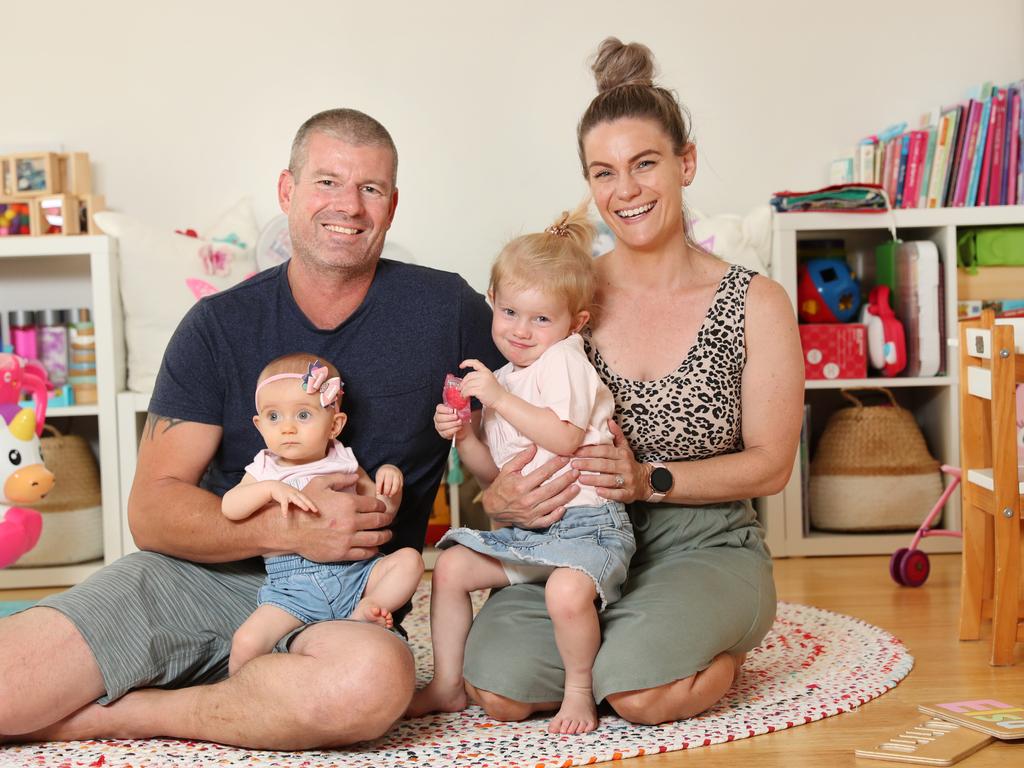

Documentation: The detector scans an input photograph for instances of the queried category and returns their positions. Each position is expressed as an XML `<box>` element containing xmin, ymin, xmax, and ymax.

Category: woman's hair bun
<box><xmin>591</xmin><ymin>36</ymin><xmax>657</xmax><ymax>93</ymax></box>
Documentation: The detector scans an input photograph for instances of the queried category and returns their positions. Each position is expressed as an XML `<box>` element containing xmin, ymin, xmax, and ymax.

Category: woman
<box><xmin>460</xmin><ymin>37</ymin><xmax>804</xmax><ymax>725</ymax></box>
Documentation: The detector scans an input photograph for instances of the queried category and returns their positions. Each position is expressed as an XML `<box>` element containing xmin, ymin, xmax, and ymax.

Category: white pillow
<box><xmin>590</xmin><ymin>204</ymin><xmax>772</xmax><ymax>275</ymax></box>
<box><xmin>689</xmin><ymin>205</ymin><xmax>772</xmax><ymax>275</ymax></box>
<box><xmin>95</xmin><ymin>199</ymin><xmax>259</xmax><ymax>393</ymax></box>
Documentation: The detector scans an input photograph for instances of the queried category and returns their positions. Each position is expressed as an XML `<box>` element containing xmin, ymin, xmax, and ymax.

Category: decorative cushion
<box><xmin>95</xmin><ymin>199</ymin><xmax>260</xmax><ymax>393</ymax></box>
<box><xmin>591</xmin><ymin>205</ymin><xmax>773</xmax><ymax>275</ymax></box>
<box><xmin>689</xmin><ymin>205</ymin><xmax>772</xmax><ymax>275</ymax></box>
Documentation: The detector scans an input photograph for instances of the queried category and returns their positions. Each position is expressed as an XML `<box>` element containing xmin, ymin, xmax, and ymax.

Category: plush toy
<box><xmin>0</xmin><ymin>353</ymin><xmax>54</xmax><ymax>568</ymax></box>
<box><xmin>0</xmin><ymin>353</ymin><xmax>50</xmax><ymax>437</ymax></box>
<box><xmin>0</xmin><ymin>408</ymin><xmax>53</xmax><ymax>568</ymax></box>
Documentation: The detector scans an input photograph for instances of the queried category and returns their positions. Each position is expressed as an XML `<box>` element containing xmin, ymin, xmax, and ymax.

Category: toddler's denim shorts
<box><xmin>258</xmin><ymin>553</ymin><xmax>380</xmax><ymax>624</ymax></box>
<box><xmin>438</xmin><ymin>501</ymin><xmax>634</xmax><ymax>609</ymax></box>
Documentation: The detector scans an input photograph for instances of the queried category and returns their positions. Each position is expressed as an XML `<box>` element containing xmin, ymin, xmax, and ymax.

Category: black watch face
<box><xmin>650</xmin><ymin>467</ymin><xmax>673</xmax><ymax>493</ymax></box>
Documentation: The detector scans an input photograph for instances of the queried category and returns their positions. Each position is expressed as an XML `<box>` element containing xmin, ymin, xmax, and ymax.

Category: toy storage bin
<box><xmin>809</xmin><ymin>388</ymin><xmax>943</xmax><ymax>532</ymax></box>
<box><xmin>11</xmin><ymin>425</ymin><xmax>102</xmax><ymax>567</ymax></box>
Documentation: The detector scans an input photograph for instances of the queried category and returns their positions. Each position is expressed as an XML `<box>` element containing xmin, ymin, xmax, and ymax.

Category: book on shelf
<box><xmin>952</xmin><ymin>99</ymin><xmax>984</xmax><ymax>206</ymax></box>
<box><xmin>894</xmin><ymin>133</ymin><xmax>911</xmax><ymax>207</ymax></box>
<box><xmin>1010</xmin><ymin>86</ymin><xmax>1021</xmax><ymax>205</ymax></box>
<box><xmin>926</xmin><ymin>107</ymin><xmax>960</xmax><ymax>208</ymax></box>
<box><xmin>856</xmin><ymin>140</ymin><xmax>876</xmax><ymax>185</ymax></box>
<box><xmin>916</xmin><ymin>110</ymin><xmax>939</xmax><ymax>208</ymax></box>
<box><xmin>965</xmin><ymin>85</ymin><xmax>994</xmax><ymax>206</ymax></box>
<box><xmin>1017</xmin><ymin>79</ymin><xmax>1024</xmax><ymax>203</ymax></box>
<box><xmin>902</xmin><ymin>129</ymin><xmax>929</xmax><ymax>209</ymax></box>
<box><xmin>978</xmin><ymin>87</ymin><xmax>1005</xmax><ymax>206</ymax></box>
<box><xmin>944</xmin><ymin>103</ymin><xmax>969</xmax><ymax>207</ymax></box>
<box><xmin>829</xmin><ymin>157</ymin><xmax>854</xmax><ymax>184</ymax></box>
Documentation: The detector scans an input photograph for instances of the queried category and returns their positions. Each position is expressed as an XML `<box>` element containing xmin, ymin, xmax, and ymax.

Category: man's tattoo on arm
<box><xmin>144</xmin><ymin>413</ymin><xmax>187</xmax><ymax>441</ymax></box>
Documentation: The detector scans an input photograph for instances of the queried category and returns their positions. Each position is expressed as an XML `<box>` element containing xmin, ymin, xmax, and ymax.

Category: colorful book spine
<box><xmin>966</xmin><ymin>94</ymin><xmax>993</xmax><ymax>206</ymax></box>
<box><xmin>856</xmin><ymin>140</ymin><xmax>877</xmax><ymax>184</ymax></box>
<box><xmin>1003</xmin><ymin>87</ymin><xmax>1018</xmax><ymax>205</ymax></box>
<box><xmin>1014</xmin><ymin>83</ymin><xmax>1024</xmax><ymax>205</ymax></box>
<box><xmin>926</xmin><ymin>108</ymin><xmax>959</xmax><ymax>208</ymax></box>
<box><xmin>894</xmin><ymin>133</ymin><xmax>911</xmax><ymax>207</ymax></box>
<box><xmin>944</xmin><ymin>104</ymin><xmax>968</xmax><ymax>207</ymax></box>
<box><xmin>903</xmin><ymin>130</ymin><xmax>928</xmax><ymax>208</ymax></box>
<box><xmin>979</xmin><ymin>89</ymin><xmax>1003</xmax><ymax>205</ymax></box>
<box><xmin>917</xmin><ymin>125</ymin><xmax>937</xmax><ymax>208</ymax></box>
<box><xmin>883</xmin><ymin>136</ymin><xmax>900</xmax><ymax>203</ymax></box>
<box><xmin>953</xmin><ymin>100</ymin><xmax>982</xmax><ymax>206</ymax></box>
<box><xmin>1018</xmin><ymin>80</ymin><xmax>1024</xmax><ymax>203</ymax></box>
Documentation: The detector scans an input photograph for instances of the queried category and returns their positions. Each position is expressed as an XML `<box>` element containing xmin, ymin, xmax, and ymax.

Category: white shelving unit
<box><xmin>0</xmin><ymin>235</ymin><xmax>125</xmax><ymax>587</ymax></box>
<box><xmin>771</xmin><ymin>206</ymin><xmax>1024</xmax><ymax>557</ymax></box>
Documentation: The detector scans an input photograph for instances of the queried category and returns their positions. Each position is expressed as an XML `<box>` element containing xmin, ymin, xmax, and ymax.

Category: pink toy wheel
<box><xmin>889</xmin><ymin>548</ymin><xmax>909</xmax><ymax>585</ymax></box>
<box><xmin>899</xmin><ymin>549</ymin><xmax>930</xmax><ymax>587</ymax></box>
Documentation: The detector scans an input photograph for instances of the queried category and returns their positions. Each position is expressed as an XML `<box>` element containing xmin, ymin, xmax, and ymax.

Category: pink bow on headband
<box><xmin>302</xmin><ymin>361</ymin><xmax>343</xmax><ymax>408</ymax></box>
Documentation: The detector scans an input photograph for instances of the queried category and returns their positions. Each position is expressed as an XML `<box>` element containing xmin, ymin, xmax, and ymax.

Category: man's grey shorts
<box><xmin>34</xmin><ymin>552</ymin><xmax>305</xmax><ymax>704</ymax></box>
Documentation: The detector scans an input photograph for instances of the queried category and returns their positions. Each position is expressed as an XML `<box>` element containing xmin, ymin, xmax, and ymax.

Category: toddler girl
<box><xmin>408</xmin><ymin>205</ymin><xmax>634</xmax><ymax>734</ymax></box>
<box><xmin>223</xmin><ymin>352</ymin><xmax>424</xmax><ymax>675</ymax></box>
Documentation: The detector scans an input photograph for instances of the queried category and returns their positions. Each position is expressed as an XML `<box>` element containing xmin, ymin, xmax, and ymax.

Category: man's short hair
<box><xmin>289</xmin><ymin>108</ymin><xmax>398</xmax><ymax>186</ymax></box>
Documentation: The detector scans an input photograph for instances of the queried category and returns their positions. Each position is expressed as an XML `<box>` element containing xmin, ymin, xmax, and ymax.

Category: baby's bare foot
<box><xmin>350</xmin><ymin>600</ymin><xmax>393</xmax><ymax>629</ymax></box>
<box><xmin>548</xmin><ymin>686</ymin><xmax>598</xmax><ymax>734</ymax></box>
<box><xmin>406</xmin><ymin>679</ymin><xmax>468</xmax><ymax>718</ymax></box>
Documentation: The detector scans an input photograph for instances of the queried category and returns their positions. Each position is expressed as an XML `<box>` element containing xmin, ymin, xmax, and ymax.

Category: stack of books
<box><xmin>830</xmin><ymin>81</ymin><xmax>1024</xmax><ymax>209</ymax></box>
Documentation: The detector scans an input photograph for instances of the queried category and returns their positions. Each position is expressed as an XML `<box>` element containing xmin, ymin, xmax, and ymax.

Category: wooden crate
<box><xmin>37</xmin><ymin>193</ymin><xmax>81</xmax><ymax>235</ymax></box>
<box><xmin>8</xmin><ymin>152</ymin><xmax>62</xmax><ymax>196</ymax></box>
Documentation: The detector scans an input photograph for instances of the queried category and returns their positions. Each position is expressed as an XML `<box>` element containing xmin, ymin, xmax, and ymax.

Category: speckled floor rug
<box><xmin>0</xmin><ymin>582</ymin><xmax>912</xmax><ymax>767</ymax></box>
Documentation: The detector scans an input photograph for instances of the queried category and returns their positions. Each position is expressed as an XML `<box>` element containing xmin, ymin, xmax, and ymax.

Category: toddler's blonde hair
<box><xmin>490</xmin><ymin>202</ymin><xmax>596</xmax><ymax>315</ymax></box>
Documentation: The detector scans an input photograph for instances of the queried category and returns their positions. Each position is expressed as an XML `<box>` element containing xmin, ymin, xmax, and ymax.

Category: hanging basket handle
<box><xmin>42</xmin><ymin>423</ymin><xmax>64</xmax><ymax>438</ymax></box>
<box><xmin>840</xmin><ymin>387</ymin><xmax>899</xmax><ymax>409</ymax></box>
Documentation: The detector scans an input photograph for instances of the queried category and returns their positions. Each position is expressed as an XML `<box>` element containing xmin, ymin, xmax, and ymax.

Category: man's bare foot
<box><xmin>405</xmin><ymin>679</ymin><xmax>468</xmax><ymax>718</ymax></box>
<box><xmin>350</xmin><ymin>600</ymin><xmax>393</xmax><ymax>629</ymax></box>
<box><xmin>548</xmin><ymin>686</ymin><xmax>598</xmax><ymax>734</ymax></box>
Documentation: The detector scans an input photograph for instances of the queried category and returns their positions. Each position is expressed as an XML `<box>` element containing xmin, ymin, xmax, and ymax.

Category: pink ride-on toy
<box><xmin>889</xmin><ymin>464</ymin><xmax>962</xmax><ymax>587</ymax></box>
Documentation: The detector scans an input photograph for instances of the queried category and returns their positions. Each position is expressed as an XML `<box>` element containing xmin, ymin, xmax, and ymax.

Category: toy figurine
<box><xmin>0</xmin><ymin>408</ymin><xmax>53</xmax><ymax>568</ymax></box>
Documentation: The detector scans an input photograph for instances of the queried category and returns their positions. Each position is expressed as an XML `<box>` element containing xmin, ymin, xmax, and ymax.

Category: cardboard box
<box><xmin>799</xmin><ymin>323</ymin><xmax>867</xmax><ymax>380</ymax></box>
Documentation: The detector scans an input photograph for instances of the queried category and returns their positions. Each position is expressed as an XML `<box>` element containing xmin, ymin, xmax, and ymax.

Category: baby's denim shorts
<box><xmin>258</xmin><ymin>553</ymin><xmax>380</xmax><ymax>624</ymax></box>
<box><xmin>438</xmin><ymin>501</ymin><xmax>634</xmax><ymax>609</ymax></box>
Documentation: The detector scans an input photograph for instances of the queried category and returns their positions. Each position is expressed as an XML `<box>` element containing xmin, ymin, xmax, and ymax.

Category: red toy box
<box><xmin>799</xmin><ymin>323</ymin><xmax>867</xmax><ymax>380</ymax></box>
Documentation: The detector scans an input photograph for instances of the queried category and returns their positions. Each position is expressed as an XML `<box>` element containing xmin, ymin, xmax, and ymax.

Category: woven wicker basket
<box><xmin>809</xmin><ymin>388</ymin><xmax>943</xmax><ymax>532</ymax></box>
<box><xmin>11</xmin><ymin>425</ymin><xmax>102</xmax><ymax>567</ymax></box>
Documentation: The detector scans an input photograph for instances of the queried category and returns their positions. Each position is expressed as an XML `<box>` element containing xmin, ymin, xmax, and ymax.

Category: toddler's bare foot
<box><xmin>350</xmin><ymin>599</ymin><xmax>393</xmax><ymax>629</ymax></box>
<box><xmin>406</xmin><ymin>679</ymin><xmax>468</xmax><ymax>718</ymax></box>
<box><xmin>548</xmin><ymin>686</ymin><xmax>598</xmax><ymax>734</ymax></box>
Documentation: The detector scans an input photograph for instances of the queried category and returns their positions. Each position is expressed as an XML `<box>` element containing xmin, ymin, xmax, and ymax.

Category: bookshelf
<box><xmin>0</xmin><ymin>235</ymin><xmax>125</xmax><ymax>587</ymax></box>
<box><xmin>770</xmin><ymin>206</ymin><xmax>1024</xmax><ymax>557</ymax></box>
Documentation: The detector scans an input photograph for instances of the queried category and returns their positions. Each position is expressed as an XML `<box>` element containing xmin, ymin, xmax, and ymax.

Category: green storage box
<box><xmin>957</xmin><ymin>226</ymin><xmax>1024</xmax><ymax>274</ymax></box>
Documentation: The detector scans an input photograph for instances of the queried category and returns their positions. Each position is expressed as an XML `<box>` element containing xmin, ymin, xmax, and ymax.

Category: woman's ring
<box><xmin>614</xmin><ymin>474</ymin><xmax>624</xmax><ymax>488</ymax></box>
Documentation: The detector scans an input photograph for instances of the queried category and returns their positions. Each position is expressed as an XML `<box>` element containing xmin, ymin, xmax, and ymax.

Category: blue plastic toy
<box><xmin>797</xmin><ymin>259</ymin><xmax>862</xmax><ymax>323</ymax></box>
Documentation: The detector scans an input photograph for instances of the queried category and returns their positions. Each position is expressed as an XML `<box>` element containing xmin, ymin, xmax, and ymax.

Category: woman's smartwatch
<box><xmin>646</xmin><ymin>462</ymin><xmax>673</xmax><ymax>503</ymax></box>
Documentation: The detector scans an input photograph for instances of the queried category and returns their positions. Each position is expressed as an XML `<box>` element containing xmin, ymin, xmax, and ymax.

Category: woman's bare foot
<box><xmin>405</xmin><ymin>679</ymin><xmax>468</xmax><ymax>718</ymax></box>
<box><xmin>548</xmin><ymin>685</ymin><xmax>598</xmax><ymax>734</ymax></box>
<box><xmin>350</xmin><ymin>600</ymin><xmax>393</xmax><ymax>629</ymax></box>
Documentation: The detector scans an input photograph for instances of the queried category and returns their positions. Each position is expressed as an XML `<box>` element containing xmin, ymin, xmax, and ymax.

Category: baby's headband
<box><xmin>255</xmin><ymin>360</ymin><xmax>343</xmax><ymax>410</ymax></box>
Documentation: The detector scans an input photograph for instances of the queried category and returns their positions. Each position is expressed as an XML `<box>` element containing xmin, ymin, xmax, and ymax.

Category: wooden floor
<box><xmin>2</xmin><ymin>553</ymin><xmax>1022</xmax><ymax>766</ymax></box>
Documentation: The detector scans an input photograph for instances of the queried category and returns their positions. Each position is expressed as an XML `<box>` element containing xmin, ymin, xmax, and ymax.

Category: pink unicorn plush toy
<box><xmin>0</xmin><ymin>353</ymin><xmax>50</xmax><ymax>437</ymax></box>
<box><xmin>0</xmin><ymin>354</ymin><xmax>54</xmax><ymax>568</ymax></box>
<box><xmin>0</xmin><ymin>408</ymin><xmax>53</xmax><ymax>568</ymax></box>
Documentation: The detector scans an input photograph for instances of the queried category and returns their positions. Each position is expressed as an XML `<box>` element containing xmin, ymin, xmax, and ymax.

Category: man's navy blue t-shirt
<box><xmin>149</xmin><ymin>259</ymin><xmax>502</xmax><ymax>555</ymax></box>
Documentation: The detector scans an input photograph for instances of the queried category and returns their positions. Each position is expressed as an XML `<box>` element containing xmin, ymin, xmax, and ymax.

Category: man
<box><xmin>0</xmin><ymin>109</ymin><xmax>504</xmax><ymax>749</ymax></box>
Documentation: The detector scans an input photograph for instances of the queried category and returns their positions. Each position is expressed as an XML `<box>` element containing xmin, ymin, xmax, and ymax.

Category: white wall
<box><xmin>4</xmin><ymin>0</ymin><xmax>1023</xmax><ymax>291</ymax></box>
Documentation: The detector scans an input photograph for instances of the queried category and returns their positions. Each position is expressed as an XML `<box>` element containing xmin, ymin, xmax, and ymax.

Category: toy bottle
<box><xmin>37</xmin><ymin>309</ymin><xmax>69</xmax><ymax>387</ymax></box>
<box><xmin>68</xmin><ymin>308</ymin><xmax>97</xmax><ymax>405</ymax></box>
<box><xmin>8</xmin><ymin>310</ymin><xmax>37</xmax><ymax>361</ymax></box>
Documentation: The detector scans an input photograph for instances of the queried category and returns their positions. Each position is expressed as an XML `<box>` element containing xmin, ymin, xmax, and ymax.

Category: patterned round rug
<box><xmin>1</xmin><ymin>583</ymin><xmax>912</xmax><ymax>768</ymax></box>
